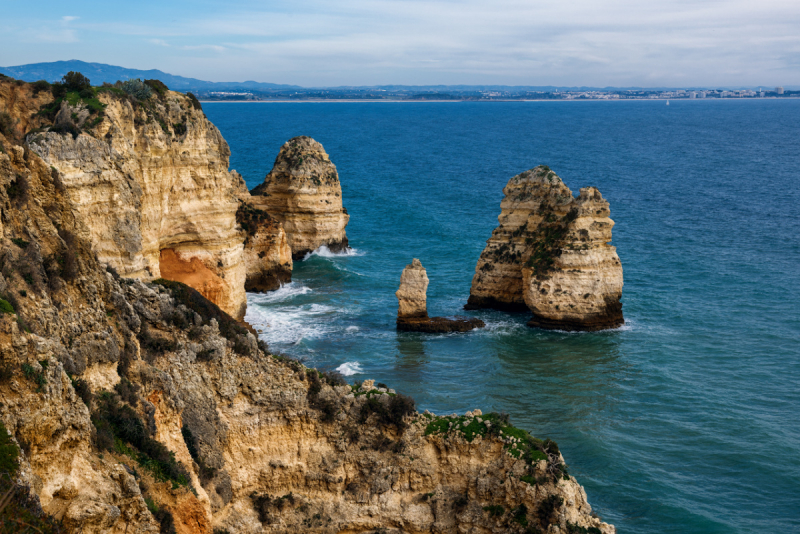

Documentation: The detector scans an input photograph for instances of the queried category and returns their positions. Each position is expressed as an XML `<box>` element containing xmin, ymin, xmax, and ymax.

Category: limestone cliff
<box><xmin>250</xmin><ymin>136</ymin><xmax>349</xmax><ymax>260</ymax></box>
<box><xmin>0</xmin><ymin>79</ymin><xmax>614</xmax><ymax>534</ymax></box>
<box><xmin>22</xmin><ymin>81</ymin><xmax>247</xmax><ymax>319</ymax></box>
<box><xmin>467</xmin><ymin>166</ymin><xmax>623</xmax><ymax>331</ymax></box>
<box><xmin>397</xmin><ymin>259</ymin><xmax>484</xmax><ymax>333</ymax></box>
<box><xmin>233</xmin><ymin>173</ymin><xmax>293</xmax><ymax>292</ymax></box>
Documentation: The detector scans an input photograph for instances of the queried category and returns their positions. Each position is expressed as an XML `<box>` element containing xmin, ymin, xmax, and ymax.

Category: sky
<box><xmin>1</xmin><ymin>0</ymin><xmax>798</xmax><ymax>87</ymax></box>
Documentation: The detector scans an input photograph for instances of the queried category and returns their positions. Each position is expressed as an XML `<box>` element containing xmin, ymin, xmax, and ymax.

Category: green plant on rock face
<box><xmin>483</xmin><ymin>505</ymin><xmax>505</xmax><ymax>517</ymax></box>
<box><xmin>21</xmin><ymin>362</ymin><xmax>47</xmax><ymax>392</ymax></box>
<box><xmin>0</xmin><ymin>111</ymin><xmax>13</xmax><ymax>136</ymax></box>
<box><xmin>0</xmin><ymin>298</ymin><xmax>14</xmax><ymax>314</ymax></box>
<box><xmin>91</xmin><ymin>391</ymin><xmax>191</xmax><ymax>489</ymax></box>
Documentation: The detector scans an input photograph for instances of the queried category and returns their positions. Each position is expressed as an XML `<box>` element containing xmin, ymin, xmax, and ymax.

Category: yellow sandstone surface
<box><xmin>250</xmin><ymin>136</ymin><xmax>349</xmax><ymax>260</ymax></box>
<box><xmin>467</xmin><ymin>166</ymin><xmax>623</xmax><ymax>330</ymax></box>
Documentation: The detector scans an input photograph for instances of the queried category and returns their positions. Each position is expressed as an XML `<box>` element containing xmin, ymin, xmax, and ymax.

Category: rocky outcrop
<box><xmin>233</xmin><ymin>174</ymin><xmax>293</xmax><ymax>292</ymax></box>
<box><xmin>250</xmin><ymin>136</ymin><xmax>349</xmax><ymax>260</ymax></box>
<box><xmin>397</xmin><ymin>259</ymin><xmax>484</xmax><ymax>333</ymax></box>
<box><xmin>0</xmin><ymin>78</ymin><xmax>614</xmax><ymax>534</ymax></box>
<box><xmin>24</xmin><ymin>84</ymin><xmax>247</xmax><ymax>319</ymax></box>
<box><xmin>467</xmin><ymin>166</ymin><xmax>623</xmax><ymax>331</ymax></box>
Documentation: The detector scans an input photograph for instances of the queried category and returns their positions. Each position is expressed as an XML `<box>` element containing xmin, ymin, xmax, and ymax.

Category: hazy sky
<box><xmin>1</xmin><ymin>0</ymin><xmax>798</xmax><ymax>86</ymax></box>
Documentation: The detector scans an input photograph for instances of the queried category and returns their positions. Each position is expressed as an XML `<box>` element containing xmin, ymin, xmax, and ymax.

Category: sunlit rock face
<box><xmin>28</xmin><ymin>89</ymin><xmax>247</xmax><ymax>319</ymax></box>
<box><xmin>250</xmin><ymin>136</ymin><xmax>349</xmax><ymax>260</ymax></box>
<box><xmin>467</xmin><ymin>166</ymin><xmax>623</xmax><ymax>330</ymax></box>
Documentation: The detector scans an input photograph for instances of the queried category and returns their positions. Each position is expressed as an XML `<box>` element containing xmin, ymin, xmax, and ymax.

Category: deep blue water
<box><xmin>204</xmin><ymin>101</ymin><xmax>800</xmax><ymax>534</ymax></box>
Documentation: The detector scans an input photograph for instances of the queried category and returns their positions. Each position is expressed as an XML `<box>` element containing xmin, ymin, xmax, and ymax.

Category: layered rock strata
<box><xmin>24</xmin><ymin>84</ymin><xmax>247</xmax><ymax>319</ymax></box>
<box><xmin>233</xmin><ymin>174</ymin><xmax>293</xmax><ymax>292</ymax></box>
<box><xmin>250</xmin><ymin>136</ymin><xmax>349</xmax><ymax>260</ymax></box>
<box><xmin>397</xmin><ymin>259</ymin><xmax>484</xmax><ymax>333</ymax></box>
<box><xmin>467</xmin><ymin>166</ymin><xmax>623</xmax><ymax>331</ymax></box>
<box><xmin>0</xmin><ymin>78</ymin><xmax>614</xmax><ymax>534</ymax></box>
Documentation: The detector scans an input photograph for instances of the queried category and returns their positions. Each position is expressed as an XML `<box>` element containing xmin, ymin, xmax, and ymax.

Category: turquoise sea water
<box><xmin>204</xmin><ymin>101</ymin><xmax>800</xmax><ymax>534</ymax></box>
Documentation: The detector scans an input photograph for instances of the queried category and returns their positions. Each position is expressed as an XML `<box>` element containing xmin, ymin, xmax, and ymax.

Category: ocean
<box><xmin>204</xmin><ymin>100</ymin><xmax>800</xmax><ymax>534</ymax></box>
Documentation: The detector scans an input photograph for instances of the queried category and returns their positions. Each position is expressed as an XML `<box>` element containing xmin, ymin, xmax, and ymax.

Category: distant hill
<box><xmin>0</xmin><ymin>60</ymin><xmax>301</xmax><ymax>91</ymax></box>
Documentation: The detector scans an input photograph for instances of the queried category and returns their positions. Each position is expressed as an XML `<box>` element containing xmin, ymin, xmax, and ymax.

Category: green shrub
<box><xmin>0</xmin><ymin>111</ymin><xmax>13</xmax><ymax>136</ymax></box>
<box><xmin>144</xmin><ymin>79</ymin><xmax>169</xmax><ymax>97</ymax></box>
<box><xmin>21</xmin><ymin>362</ymin><xmax>47</xmax><ymax>392</ymax></box>
<box><xmin>358</xmin><ymin>392</ymin><xmax>415</xmax><ymax>431</ymax></box>
<box><xmin>566</xmin><ymin>523</ymin><xmax>602</xmax><ymax>534</ymax></box>
<box><xmin>61</xmin><ymin>71</ymin><xmax>91</xmax><ymax>92</ymax></box>
<box><xmin>512</xmin><ymin>504</ymin><xmax>529</xmax><ymax>526</ymax></box>
<box><xmin>186</xmin><ymin>92</ymin><xmax>202</xmax><ymax>111</ymax></box>
<box><xmin>483</xmin><ymin>504</ymin><xmax>505</xmax><ymax>517</ymax></box>
<box><xmin>172</xmin><ymin>122</ymin><xmax>186</xmax><ymax>136</ymax></box>
<box><xmin>92</xmin><ymin>392</ymin><xmax>191</xmax><ymax>488</ymax></box>
<box><xmin>11</xmin><ymin>237</ymin><xmax>29</xmax><ymax>249</ymax></box>
<box><xmin>49</xmin><ymin>123</ymin><xmax>81</xmax><ymax>139</ymax></box>
<box><xmin>0</xmin><ymin>298</ymin><xmax>14</xmax><ymax>314</ymax></box>
<box><xmin>31</xmin><ymin>80</ymin><xmax>51</xmax><ymax>94</ymax></box>
<box><xmin>152</xmin><ymin>279</ymin><xmax>251</xmax><ymax>355</ymax></box>
<box><xmin>120</xmin><ymin>79</ymin><xmax>153</xmax><ymax>100</ymax></box>
<box><xmin>69</xmin><ymin>375</ymin><xmax>92</xmax><ymax>406</ymax></box>
<box><xmin>536</xmin><ymin>495</ymin><xmax>563</xmax><ymax>527</ymax></box>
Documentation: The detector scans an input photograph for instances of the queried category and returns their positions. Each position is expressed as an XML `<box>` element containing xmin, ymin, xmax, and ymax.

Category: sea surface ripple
<box><xmin>205</xmin><ymin>100</ymin><xmax>800</xmax><ymax>534</ymax></box>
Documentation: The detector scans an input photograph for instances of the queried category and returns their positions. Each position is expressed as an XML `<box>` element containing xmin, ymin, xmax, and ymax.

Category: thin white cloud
<box><xmin>61</xmin><ymin>16</ymin><xmax>79</xmax><ymax>23</ymax></box>
<box><xmin>2</xmin><ymin>0</ymin><xmax>799</xmax><ymax>85</ymax></box>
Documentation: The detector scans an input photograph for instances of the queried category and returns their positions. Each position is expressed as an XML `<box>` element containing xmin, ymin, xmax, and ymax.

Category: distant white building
<box><xmin>690</xmin><ymin>92</ymin><xmax>697</xmax><ymax>99</ymax></box>
<box><xmin>777</xmin><ymin>87</ymin><xmax>784</xmax><ymax>95</ymax></box>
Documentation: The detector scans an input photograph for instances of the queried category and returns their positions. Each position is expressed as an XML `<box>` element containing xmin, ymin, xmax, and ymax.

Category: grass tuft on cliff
<box><xmin>422</xmin><ymin>412</ymin><xmax>570</xmax><ymax>480</ymax></box>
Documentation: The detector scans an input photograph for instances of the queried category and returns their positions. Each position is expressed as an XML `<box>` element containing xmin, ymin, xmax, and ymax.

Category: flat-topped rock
<box><xmin>396</xmin><ymin>259</ymin><xmax>484</xmax><ymax>333</ymax></box>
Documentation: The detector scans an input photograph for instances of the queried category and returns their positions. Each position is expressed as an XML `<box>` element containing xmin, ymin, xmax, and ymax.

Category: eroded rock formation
<box><xmin>250</xmin><ymin>136</ymin><xmax>349</xmax><ymax>260</ymax></box>
<box><xmin>0</xmin><ymin>78</ymin><xmax>614</xmax><ymax>534</ymax></box>
<box><xmin>467</xmin><ymin>166</ymin><xmax>623</xmax><ymax>331</ymax></box>
<box><xmin>234</xmin><ymin>174</ymin><xmax>293</xmax><ymax>292</ymax></box>
<box><xmin>24</xmin><ymin>84</ymin><xmax>247</xmax><ymax>319</ymax></box>
<box><xmin>397</xmin><ymin>259</ymin><xmax>484</xmax><ymax>333</ymax></box>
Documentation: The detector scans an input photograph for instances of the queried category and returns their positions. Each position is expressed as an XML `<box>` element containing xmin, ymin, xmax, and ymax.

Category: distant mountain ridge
<box><xmin>1</xmin><ymin>60</ymin><xmax>793</xmax><ymax>92</ymax></box>
<box><xmin>0</xmin><ymin>60</ymin><xmax>301</xmax><ymax>91</ymax></box>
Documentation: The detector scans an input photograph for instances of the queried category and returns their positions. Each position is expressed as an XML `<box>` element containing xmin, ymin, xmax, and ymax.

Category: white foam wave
<box><xmin>346</xmin><ymin>326</ymin><xmax>359</xmax><ymax>333</ymax></box>
<box><xmin>247</xmin><ymin>282</ymin><xmax>311</xmax><ymax>304</ymax></box>
<box><xmin>303</xmin><ymin>245</ymin><xmax>364</xmax><ymax>260</ymax></box>
<box><xmin>245</xmin><ymin>300</ymin><xmax>338</xmax><ymax>345</ymax></box>
<box><xmin>335</xmin><ymin>361</ymin><xmax>363</xmax><ymax>376</ymax></box>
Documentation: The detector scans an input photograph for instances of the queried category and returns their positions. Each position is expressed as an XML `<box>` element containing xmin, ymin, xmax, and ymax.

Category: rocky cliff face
<box><xmin>250</xmin><ymin>136</ymin><xmax>349</xmax><ymax>260</ymax></box>
<box><xmin>23</xmin><ymin>84</ymin><xmax>247</xmax><ymax>319</ymax></box>
<box><xmin>0</xmin><ymin>79</ymin><xmax>614</xmax><ymax>534</ymax></box>
<box><xmin>467</xmin><ymin>166</ymin><xmax>623</xmax><ymax>331</ymax></box>
<box><xmin>396</xmin><ymin>259</ymin><xmax>484</xmax><ymax>333</ymax></box>
<box><xmin>233</xmin><ymin>174</ymin><xmax>293</xmax><ymax>292</ymax></box>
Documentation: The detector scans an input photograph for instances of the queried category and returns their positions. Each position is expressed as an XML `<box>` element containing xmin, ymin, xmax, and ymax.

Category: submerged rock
<box><xmin>250</xmin><ymin>136</ymin><xmax>349</xmax><ymax>260</ymax></box>
<box><xmin>467</xmin><ymin>166</ymin><xmax>623</xmax><ymax>331</ymax></box>
<box><xmin>397</xmin><ymin>259</ymin><xmax>484</xmax><ymax>333</ymax></box>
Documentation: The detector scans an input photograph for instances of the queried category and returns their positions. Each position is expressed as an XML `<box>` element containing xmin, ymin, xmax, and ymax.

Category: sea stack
<box><xmin>249</xmin><ymin>136</ymin><xmax>349</xmax><ymax>260</ymax></box>
<box><xmin>467</xmin><ymin>166</ymin><xmax>623</xmax><ymax>331</ymax></box>
<box><xmin>397</xmin><ymin>259</ymin><xmax>484</xmax><ymax>333</ymax></box>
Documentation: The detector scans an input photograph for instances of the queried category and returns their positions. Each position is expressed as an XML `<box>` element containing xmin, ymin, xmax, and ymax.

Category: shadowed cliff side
<box><xmin>467</xmin><ymin>166</ymin><xmax>623</xmax><ymax>331</ymax></box>
<box><xmin>250</xmin><ymin>136</ymin><xmax>350</xmax><ymax>260</ymax></box>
